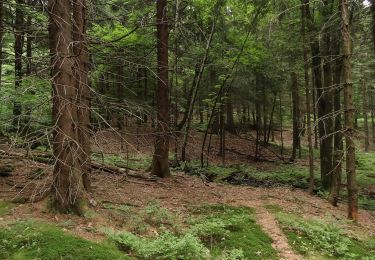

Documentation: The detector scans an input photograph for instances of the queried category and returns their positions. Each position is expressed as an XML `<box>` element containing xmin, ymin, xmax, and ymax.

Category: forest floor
<box><xmin>1</xmin><ymin>128</ymin><xmax>375</xmax><ymax>259</ymax></box>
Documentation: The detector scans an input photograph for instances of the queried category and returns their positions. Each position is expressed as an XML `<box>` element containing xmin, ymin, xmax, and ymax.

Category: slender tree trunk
<box><xmin>26</xmin><ymin>10</ymin><xmax>32</xmax><ymax>76</ymax></box>
<box><xmin>267</xmin><ymin>94</ymin><xmax>276</xmax><ymax>144</ymax></box>
<box><xmin>301</xmin><ymin>0</ymin><xmax>314</xmax><ymax>194</ymax></box>
<box><xmin>291</xmin><ymin>72</ymin><xmax>300</xmax><ymax>162</ymax></box>
<box><xmin>279</xmin><ymin>92</ymin><xmax>284</xmax><ymax>156</ymax></box>
<box><xmin>151</xmin><ymin>0</ymin><xmax>171</xmax><ymax>178</ymax></box>
<box><xmin>226</xmin><ymin>93</ymin><xmax>235</xmax><ymax>133</ymax></box>
<box><xmin>181</xmin><ymin>20</ymin><xmax>215</xmax><ymax>161</ymax></box>
<box><xmin>372</xmin><ymin>110</ymin><xmax>375</xmax><ymax>143</ymax></box>
<box><xmin>0</xmin><ymin>0</ymin><xmax>3</xmax><ymax>91</ymax></box>
<box><xmin>330</xmin><ymin>37</ymin><xmax>343</xmax><ymax>206</ymax></box>
<box><xmin>13</xmin><ymin>0</ymin><xmax>25</xmax><ymax>129</ymax></box>
<box><xmin>49</xmin><ymin>0</ymin><xmax>84</xmax><ymax>214</ymax></box>
<box><xmin>319</xmin><ymin>1</ymin><xmax>335</xmax><ymax>190</ymax></box>
<box><xmin>341</xmin><ymin>0</ymin><xmax>358</xmax><ymax>221</ymax></box>
<box><xmin>73</xmin><ymin>0</ymin><xmax>91</xmax><ymax>191</ymax></box>
<box><xmin>362</xmin><ymin>80</ymin><xmax>370</xmax><ymax>152</ymax></box>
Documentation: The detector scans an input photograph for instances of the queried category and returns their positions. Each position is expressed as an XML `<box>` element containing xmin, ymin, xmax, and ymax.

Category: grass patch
<box><xmin>190</xmin><ymin>204</ymin><xmax>277</xmax><ymax>259</ymax></box>
<box><xmin>268</xmin><ymin>205</ymin><xmax>375</xmax><ymax>259</ymax></box>
<box><xmin>0</xmin><ymin>201</ymin><xmax>14</xmax><ymax>216</ymax></box>
<box><xmin>0</xmin><ymin>220</ymin><xmax>128</xmax><ymax>259</ymax></box>
<box><xmin>106</xmin><ymin>203</ymin><xmax>277</xmax><ymax>259</ymax></box>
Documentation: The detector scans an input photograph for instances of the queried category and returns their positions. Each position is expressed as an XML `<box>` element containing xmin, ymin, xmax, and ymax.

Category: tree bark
<box><xmin>318</xmin><ymin>0</ymin><xmax>335</xmax><ymax>190</ymax></box>
<box><xmin>151</xmin><ymin>0</ymin><xmax>171</xmax><ymax>178</ymax></box>
<box><xmin>301</xmin><ymin>0</ymin><xmax>314</xmax><ymax>194</ymax></box>
<box><xmin>13</xmin><ymin>0</ymin><xmax>25</xmax><ymax>129</ymax></box>
<box><xmin>73</xmin><ymin>0</ymin><xmax>92</xmax><ymax>191</ymax></box>
<box><xmin>362</xmin><ymin>80</ymin><xmax>370</xmax><ymax>152</ymax></box>
<box><xmin>330</xmin><ymin>37</ymin><xmax>343</xmax><ymax>206</ymax></box>
<box><xmin>48</xmin><ymin>0</ymin><xmax>84</xmax><ymax>214</ymax></box>
<box><xmin>341</xmin><ymin>0</ymin><xmax>358</xmax><ymax>221</ymax></box>
<box><xmin>0</xmin><ymin>0</ymin><xmax>4</xmax><ymax>91</ymax></box>
<box><xmin>291</xmin><ymin>72</ymin><xmax>300</xmax><ymax>162</ymax></box>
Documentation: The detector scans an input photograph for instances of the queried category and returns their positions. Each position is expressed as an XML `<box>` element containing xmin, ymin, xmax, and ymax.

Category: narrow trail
<box><xmin>232</xmin><ymin>197</ymin><xmax>302</xmax><ymax>259</ymax></box>
<box><xmin>255</xmin><ymin>205</ymin><xmax>302</xmax><ymax>260</ymax></box>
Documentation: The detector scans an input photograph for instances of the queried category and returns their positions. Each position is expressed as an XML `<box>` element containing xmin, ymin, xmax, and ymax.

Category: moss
<box><xmin>269</xmin><ymin>208</ymin><xmax>375</xmax><ymax>259</ymax></box>
<box><xmin>0</xmin><ymin>220</ymin><xmax>128</xmax><ymax>259</ymax></box>
<box><xmin>0</xmin><ymin>201</ymin><xmax>14</xmax><ymax>216</ymax></box>
<box><xmin>190</xmin><ymin>204</ymin><xmax>277</xmax><ymax>259</ymax></box>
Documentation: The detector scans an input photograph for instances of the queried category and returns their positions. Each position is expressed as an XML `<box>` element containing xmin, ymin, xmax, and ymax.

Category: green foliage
<box><xmin>0</xmin><ymin>220</ymin><xmax>128</xmax><ymax>259</ymax></box>
<box><xmin>189</xmin><ymin>205</ymin><xmax>277</xmax><ymax>259</ymax></box>
<box><xmin>107</xmin><ymin>230</ymin><xmax>210</xmax><ymax>260</ymax></box>
<box><xmin>272</xmin><ymin>209</ymin><xmax>375</xmax><ymax>259</ymax></box>
<box><xmin>92</xmin><ymin>153</ymin><xmax>152</xmax><ymax>171</ymax></box>
<box><xmin>0</xmin><ymin>201</ymin><xmax>13</xmax><ymax>216</ymax></box>
<box><xmin>106</xmin><ymin>203</ymin><xmax>276</xmax><ymax>259</ymax></box>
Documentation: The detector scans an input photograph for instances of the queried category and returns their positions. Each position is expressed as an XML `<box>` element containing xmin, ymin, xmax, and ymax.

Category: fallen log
<box><xmin>0</xmin><ymin>149</ymin><xmax>157</xmax><ymax>181</ymax></box>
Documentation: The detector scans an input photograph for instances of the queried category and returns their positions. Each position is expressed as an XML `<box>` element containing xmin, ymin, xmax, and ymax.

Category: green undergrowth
<box><xmin>266</xmin><ymin>205</ymin><xmax>375</xmax><ymax>259</ymax></box>
<box><xmin>178</xmin><ymin>161</ymin><xmax>319</xmax><ymax>189</ymax></box>
<box><xmin>0</xmin><ymin>201</ymin><xmax>14</xmax><ymax>216</ymax></box>
<box><xmin>92</xmin><ymin>153</ymin><xmax>152</xmax><ymax>171</ymax></box>
<box><xmin>0</xmin><ymin>220</ymin><xmax>128</xmax><ymax>260</ymax></box>
<box><xmin>105</xmin><ymin>202</ymin><xmax>277</xmax><ymax>259</ymax></box>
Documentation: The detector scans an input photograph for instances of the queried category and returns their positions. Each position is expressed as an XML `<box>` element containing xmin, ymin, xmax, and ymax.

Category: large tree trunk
<box><xmin>151</xmin><ymin>0</ymin><xmax>171</xmax><ymax>178</ymax></box>
<box><xmin>341</xmin><ymin>0</ymin><xmax>358</xmax><ymax>221</ymax></box>
<box><xmin>13</xmin><ymin>0</ymin><xmax>25</xmax><ymax>129</ymax></box>
<box><xmin>48</xmin><ymin>0</ymin><xmax>84</xmax><ymax>214</ymax></box>
<box><xmin>73</xmin><ymin>0</ymin><xmax>92</xmax><ymax>191</ymax></box>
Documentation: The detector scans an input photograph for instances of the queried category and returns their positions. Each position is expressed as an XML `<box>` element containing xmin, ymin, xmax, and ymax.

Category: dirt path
<box><xmin>255</xmin><ymin>205</ymin><xmax>302</xmax><ymax>260</ymax></box>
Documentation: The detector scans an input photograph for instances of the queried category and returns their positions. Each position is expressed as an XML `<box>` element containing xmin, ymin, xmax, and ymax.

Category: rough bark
<box><xmin>318</xmin><ymin>0</ymin><xmax>335</xmax><ymax>190</ymax></box>
<box><xmin>0</xmin><ymin>0</ymin><xmax>4</xmax><ymax>90</ymax></box>
<box><xmin>330</xmin><ymin>39</ymin><xmax>343</xmax><ymax>206</ymax></box>
<box><xmin>301</xmin><ymin>0</ymin><xmax>314</xmax><ymax>194</ymax></box>
<box><xmin>291</xmin><ymin>72</ymin><xmax>300</xmax><ymax>162</ymax></box>
<box><xmin>13</xmin><ymin>0</ymin><xmax>25</xmax><ymax>129</ymax></box>
<box><xmin>151</xmin><ymin>0</ymin><xmax>171</xmax><ymax>178</ymax></box>
<box><xmin>341</xmin><ymin>0</ymin><xmax>358</xmax><ymax>221</ymax></box>
<box><xmin>73</xmin><ymin>0</ymin><xmax>92</xmax><ymax>191</ymax></box>
<box><xmin>48</xmin><ymin>0</ymin><xmax>84</xmax><ymax>214</ymax></box>
<box><xmin>362</xmin><ymin>80</ymin><xmax>370</xmax><ymax>152</ymax></box>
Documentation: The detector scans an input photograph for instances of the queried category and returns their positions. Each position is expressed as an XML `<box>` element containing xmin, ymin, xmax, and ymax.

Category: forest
<box><xmin>0</xmin><ymin>0</ymin><xmax>375</xmax><ymax>259</ymax></box>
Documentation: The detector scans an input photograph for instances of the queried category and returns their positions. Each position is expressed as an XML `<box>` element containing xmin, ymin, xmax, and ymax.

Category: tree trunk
<box><xmin>13</xmin><ymin>0</ymin><xmax>25</xmax><ymax>130</ymax></box>
<box><xmin>291</xmin><ymin>72</ymin><xmax>300</xmax><ymax>162</ymax></box>
<box><xmin>330</xmin><ymin>38</ymin><xmax>343</xmax><ymax>206</ymax></box>
<box><xmin>279</xmin><ymin>92</ymin><xmax>284</xmax><ymax>156</ymax></box>
<box><xmin>73</xmin><ymin>0</ymin><xmax>92</xmax><ymax>191</ymax></box>
<box><xmin>151</xmin><ymin>0</ymin><xmax>171</xmax><ymax>178</ymax></box>
<box><xmin>319</xmin><ymin>1</ymin><xmax>335</xmax><ymax>190</ymax></box>
<box><xmin>362</xmin><ymin>80</ymin><xmax>370</xmax><ymax>152</ymax></box>
<box><xmin>0</xmin><ymin>0</ymin><xmax>4</xmax><ymax>91</ymax></box>
<box><xmin>226</xmin><ymin>94</ymin><xmax>235</xmax><ymax>133</ymax></box>
<box><xmin>341</xmin><ymin>0</ymin><xmax>358</xmax><ymax>221</ymax></box>
<box><xmin>48</xmin><ymin>0</ymin><xmax>84</xmax><ymax>214</ymax></box>
<box><xmin>181</xmin><ymin>20</ymin><xmax>215</xmax><ymax>161</ymax></box>
<box><xmin>301</xmin><ymin>0</ymin><xmax>314</xmax><ymax>194</ymax></box>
